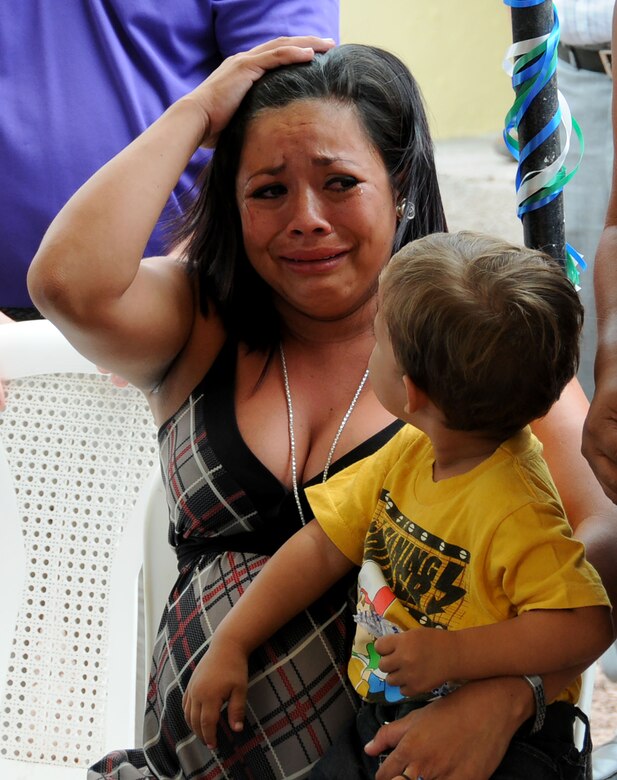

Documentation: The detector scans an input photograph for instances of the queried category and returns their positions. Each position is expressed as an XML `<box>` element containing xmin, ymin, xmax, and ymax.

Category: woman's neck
<box><xmin>276</xmin><ymin>294</ymin><xmax>378</xmax><ymax>348</ymax></box>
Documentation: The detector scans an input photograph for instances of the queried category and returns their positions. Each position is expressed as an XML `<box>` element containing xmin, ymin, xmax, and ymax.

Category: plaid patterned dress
<box><xmin>89</xmin><ymin>341</ymin><xmax>403</xmax><ymax>779</ymax></box>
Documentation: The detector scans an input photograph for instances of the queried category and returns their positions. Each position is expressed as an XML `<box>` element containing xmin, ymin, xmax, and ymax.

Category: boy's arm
<box><xmin>376</xmin><ymin>605</ymin><xmax>613</xmax><ymax>696</ymax></box>
<box><xmin>182</xmin><ymin>518</ymin><xmax>354</xmax><ymax>747</ymax></box>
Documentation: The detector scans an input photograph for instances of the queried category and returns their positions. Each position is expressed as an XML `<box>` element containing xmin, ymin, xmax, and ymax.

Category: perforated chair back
<box><xmin>0</xmin><ymin>320</ymin><xmax>159</xmax><ymax>778</ymax></box>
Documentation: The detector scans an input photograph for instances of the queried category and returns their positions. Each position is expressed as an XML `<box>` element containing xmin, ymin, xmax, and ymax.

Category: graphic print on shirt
<box><xmin>349</xmin><ymin>489</ymin><xmax>470</xmax><ymax>703</ymax></box>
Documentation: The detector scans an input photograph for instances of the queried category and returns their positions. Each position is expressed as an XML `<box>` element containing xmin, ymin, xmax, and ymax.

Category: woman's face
<box><xmin>235</xmin><ymin>99</ymin><xmax>397</xmax><ymax>325</ymax></box>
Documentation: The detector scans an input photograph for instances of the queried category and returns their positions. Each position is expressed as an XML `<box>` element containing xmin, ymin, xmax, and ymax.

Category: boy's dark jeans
<box><xmin>309</xmin><ymin>698</ymin><xmax>591</xmax><ymax>779</ymax></box>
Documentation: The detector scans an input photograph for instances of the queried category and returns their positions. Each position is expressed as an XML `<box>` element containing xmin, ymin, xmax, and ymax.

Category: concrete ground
<box><xmin>435</xmin><ymin>133</ymin><xmax>523</xmax><ymax>244</ymax></box>
<box><xmin>434</xmin><ymin>134</ymin><xmax>617</xmax><ymax>748</ymax></box>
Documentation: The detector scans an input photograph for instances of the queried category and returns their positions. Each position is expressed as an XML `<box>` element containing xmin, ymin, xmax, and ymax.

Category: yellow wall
<box><xmin>340</xmin><ymin>0</ymin><xmax>514</xmax><ymax>139</ymax></box>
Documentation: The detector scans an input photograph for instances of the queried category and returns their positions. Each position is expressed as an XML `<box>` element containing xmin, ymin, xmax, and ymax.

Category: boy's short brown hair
<box><xmin>380</xmin><ymin>231</ymin><xmax>584</xmax><ymax>440</ymax></box>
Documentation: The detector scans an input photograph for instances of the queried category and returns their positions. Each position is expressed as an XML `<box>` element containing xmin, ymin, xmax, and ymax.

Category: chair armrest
<box><xmin>0</xmin><ymin>320</ymin><xmax>95</xmax><ymax>379</ymax></box>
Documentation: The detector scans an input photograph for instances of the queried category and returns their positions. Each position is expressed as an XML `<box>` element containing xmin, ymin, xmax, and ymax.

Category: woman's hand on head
<box><xmin>186</xmin><ymin>36</ymin><xmax>335</xmax><ymax>147</ymax></box>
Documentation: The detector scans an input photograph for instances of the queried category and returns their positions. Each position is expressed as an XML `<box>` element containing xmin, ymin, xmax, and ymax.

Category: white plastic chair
<box><xmin>141</xmin><ymin>468</ymin><xmax>178</xmax><ymax>682</ymax></box>
<box><xmin>0</xmin><ymin>320</ymin><xmax>160</xmax><ymax>778</ymax></box>
<box><xmin>574</xmin><ymin>662</ymin><xmax>596</xmax><ymax>752</ymax></box>
<box><xmin>599</xmin><ymin>641</ymin><xmax>617</xmax><ymax>683</ymax></box>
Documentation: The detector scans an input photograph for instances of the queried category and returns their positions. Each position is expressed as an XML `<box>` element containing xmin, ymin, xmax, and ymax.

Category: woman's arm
<box><xmin>531</xmin><ymin>377</ymin><xmax>617</xmax><ymax>626</ymax></box>
<box><xmin>182</xmin><ymin>519</ymin><xmax>354</xmax><ymax>747</ymax></box>
<box><xmin>27</xmin><ymin>37</ymin><xmax>334</xmax><ymax>391</ymax></box>
<box><xmin>27</xmin><ymin>99</ymin><xmax>204</xmax><ymax>391</ymax></box>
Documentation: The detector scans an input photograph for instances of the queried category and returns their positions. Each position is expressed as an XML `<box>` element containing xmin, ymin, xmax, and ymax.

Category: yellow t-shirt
<box><xmin>306</xmin><ymin>425</ymin><xmax>609</xmax><ymax>705</ymax></box>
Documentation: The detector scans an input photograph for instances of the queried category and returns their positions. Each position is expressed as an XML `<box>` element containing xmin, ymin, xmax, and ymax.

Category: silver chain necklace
<box><xmin>279</xmin><ymin>343</ymin><xmax>370</xmax><ymax>525</ymax></box>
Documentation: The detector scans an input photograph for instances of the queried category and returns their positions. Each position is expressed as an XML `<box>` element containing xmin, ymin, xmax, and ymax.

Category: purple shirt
<box><xmin>0</xmin><ymin>0</ymin><xmax>339</xmax><ymax>306</ymax></box>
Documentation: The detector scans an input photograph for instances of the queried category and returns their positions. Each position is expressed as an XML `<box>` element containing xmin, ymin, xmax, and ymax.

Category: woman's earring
<box><xmin>396</xmin><ymin>198</ymin><xmax>415</xmax><ymax>221</ymax></box>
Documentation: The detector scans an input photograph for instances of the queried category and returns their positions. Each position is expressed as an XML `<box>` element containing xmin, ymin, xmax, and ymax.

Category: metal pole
<box><xmin>509</xmin><ymin>0</ymin><xmax>565</xmax><ymax>265</ymax></box>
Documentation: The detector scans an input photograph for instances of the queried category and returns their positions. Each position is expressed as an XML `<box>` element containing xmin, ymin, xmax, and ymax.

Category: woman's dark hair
<box><xmin>173</xmin><ymin>44</ymin><xmax>447</xmax><ymax>350</ymax></box>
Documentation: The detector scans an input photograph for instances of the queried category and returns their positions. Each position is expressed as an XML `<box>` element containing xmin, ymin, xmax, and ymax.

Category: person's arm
<box><xmin>213</xmin><ymin>0</ymin><xmax>340</xmax><ymax>56</ymax></box>
<box><xmin>181</xmin><ymin>519</ymin><xmax>354</xmax><ymax>748</ymax></box>
<box><xmin>375</xmin><ymin>605</ymin><xmax>612</xmax><ymax>697</ymax></box>
<box><xmin>582</xmin><ymin>2</ymin><xmax>617</xmax><ymax>501</ymax></box>
<box><xmin>26</xmin><ymin>37</ymin><xmax>334</xmax><ymax>392</ymax></box>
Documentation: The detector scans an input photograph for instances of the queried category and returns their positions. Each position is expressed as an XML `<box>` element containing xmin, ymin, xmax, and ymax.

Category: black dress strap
<box><xmin>174</xmin><ymin>526</ymin><xmax>297</xmax><ymax>571</ymax></box>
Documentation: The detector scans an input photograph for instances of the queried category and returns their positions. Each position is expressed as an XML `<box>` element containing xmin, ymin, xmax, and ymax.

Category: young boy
<box><xmin>182</xmin><ymin>232</ymin><xmax>613</xmax><ymax>778</ymax></box>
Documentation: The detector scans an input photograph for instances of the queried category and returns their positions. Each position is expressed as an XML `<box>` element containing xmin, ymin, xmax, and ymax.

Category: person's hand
<box><xmin>187</xmin><ymin>36</ymin><xmax>335</xmax><ymax>147</ymax></box>
<box><xmin>582</xmin><ymin>375</ymin><xmax>617</xmax><ymax>504</ymax></box>
<box><xmin>0</xmin><ymin>311</ymin><xmax>14</xmax><ymax>411</ymax></box>
<box><xmin>375</xmin><ymin>628</ymin><xmax>456</xmax><ymax>696</ymax></box>
<box><xmin>182</xmin><ymin>634</ymin><xmax>249</xmax><ymax>748</ymax></box>
<box><xmin>96</xmin><ymin>366</ymin><xmax>129</xmax><ymax>388</ymax></box>
<box><xmin>364</xmin><ymin>677</ymin><xmax>531</xmax><ymax>780</ymax></box>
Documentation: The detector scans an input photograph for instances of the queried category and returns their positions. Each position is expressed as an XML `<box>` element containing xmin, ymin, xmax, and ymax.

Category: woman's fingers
<box><xmin>364</xmin><ymin>715</ymin><xmax>433</xmax><ymax>780</ymax></box>
<box><xmin>248</xmin><ymin>35</ymin><xmax>336</xmax><ymax>55</ymax></box>
<box><xmin>249</xmin><ymin>35</ymin><xmax>336</xmax><ymax>52</ymax></box>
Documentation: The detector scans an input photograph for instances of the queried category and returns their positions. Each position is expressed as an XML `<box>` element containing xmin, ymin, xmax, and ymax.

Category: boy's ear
<box><xmin>402</xmin><ymin>374</ymin><xmax>417</xmax><ymax>415</ymax></box>
<box><xmin>403</xmin><ymin>374</ymin><xmax>429</xmax><ymax>415</ymax></box>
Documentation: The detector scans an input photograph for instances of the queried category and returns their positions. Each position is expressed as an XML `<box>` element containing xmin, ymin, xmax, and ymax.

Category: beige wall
<box><xmin>340</xmin><ymin>0</ymin><xmax>514</xmax><ymax>139</ymax></box>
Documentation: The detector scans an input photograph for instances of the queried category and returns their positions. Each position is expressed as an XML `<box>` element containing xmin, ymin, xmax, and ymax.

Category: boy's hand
<box><xmin>375</xmin><ymin>628</ymin><xmax>456</xmax><ymax>696</ymax></box>
<box><xmin>182</xmin><ymin>635</ymin><xmax>249</xmax><ymax>748</ymax></box>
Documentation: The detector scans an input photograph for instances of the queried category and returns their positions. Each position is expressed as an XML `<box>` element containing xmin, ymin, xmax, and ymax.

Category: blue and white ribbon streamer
<box><xmin>502</xmin><ymin>0</ymin><xmax>585</xmax><ymax>285</ymax></box>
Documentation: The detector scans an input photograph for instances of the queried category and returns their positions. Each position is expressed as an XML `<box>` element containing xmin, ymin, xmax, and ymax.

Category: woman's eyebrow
<box><xmin>246</xmin><ymin>163</ymin><xmax>286</xmax><ymax>181</ymax></box>
<box><xmin>313</xmin><ymin>155</ymin><xmax>355</xmax><ymax>166</ymax></box>
<box><xmin>245</xmin><ymin>155</ymin><xmax>356</xmax><ymax>182</ymax></box>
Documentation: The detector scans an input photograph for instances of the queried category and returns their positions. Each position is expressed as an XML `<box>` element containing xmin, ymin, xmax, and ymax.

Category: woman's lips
<box><xmin>280</xmin><ymin>249</ymin><xmax>348</xmax><ymax>263</ymax></box>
